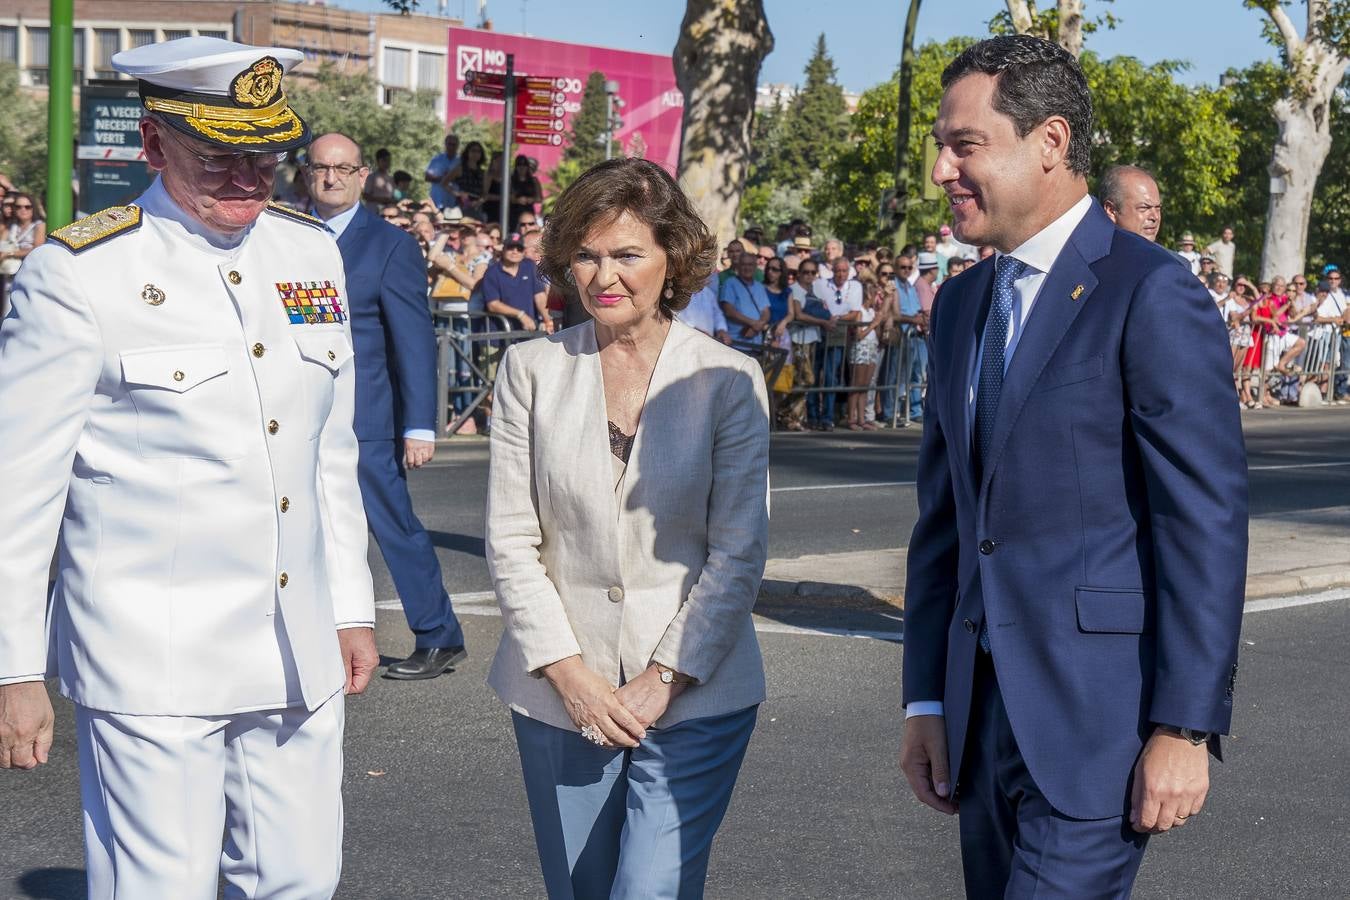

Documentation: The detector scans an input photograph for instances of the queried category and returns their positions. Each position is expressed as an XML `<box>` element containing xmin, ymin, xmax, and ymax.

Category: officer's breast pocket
<box><xmin>293</xmin><ymin>331</ymin><xmax>356</xmax><ymax>438</ymax></box>
<box><xmin>120</xmin><ymin>343</ymin><xmax>246</xmax><ymax>460</ymax></box>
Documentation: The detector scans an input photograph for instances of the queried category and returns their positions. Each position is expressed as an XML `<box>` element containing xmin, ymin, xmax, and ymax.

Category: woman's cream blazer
<box><xmin>486</xmin><ymin>319</ymin><xmax>770</xmax><ymax>731</ymax></box>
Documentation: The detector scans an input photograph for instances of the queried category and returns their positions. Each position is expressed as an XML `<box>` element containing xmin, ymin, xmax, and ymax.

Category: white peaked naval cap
<box><xmin>113</xmin><ymin>37</ymin><xmax>311</xmax><ymax>152</ymax></box>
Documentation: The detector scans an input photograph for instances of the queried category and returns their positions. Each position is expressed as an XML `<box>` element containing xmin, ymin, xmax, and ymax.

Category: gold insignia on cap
<box><xmin>231</xmin><ymin>57</ymin><xmax>283</xmax><ymax>108</ymax></box>
<box><xmin>141</xmin><ymin>284</ymin><xmax>166</xmax><ymax>306</ymax></box>
<box><xmin>1071</xmin><ymin>284</ymin><xmax>1085</xmax><ymax>300</ymax></box>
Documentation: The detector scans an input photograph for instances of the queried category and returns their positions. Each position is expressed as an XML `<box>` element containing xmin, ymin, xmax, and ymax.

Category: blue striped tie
<box><xmin>975</xmin><ymin>255</ymin><xmax>1026</xmax><ymax>653</ymax></box>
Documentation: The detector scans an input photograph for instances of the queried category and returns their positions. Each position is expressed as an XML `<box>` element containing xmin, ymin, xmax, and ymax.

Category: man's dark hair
<box><xmin>942</xmin><ymin>35</ymin><xmax>1093</xmax><ymax>176</ymax></box>
<box><xmin>393</xmin><ymin>170</ymin><xmax>412</xmax><ymax>184</ymax></box>
<box><xmin>375</xmin><ymin>147</ymin><xmax>391</xmax><ymax>160</ymax></box>
<box><xmin>1098</xmin><ymin>164</ymin><xmax>1156</xmax><ymax>211</ymax></box>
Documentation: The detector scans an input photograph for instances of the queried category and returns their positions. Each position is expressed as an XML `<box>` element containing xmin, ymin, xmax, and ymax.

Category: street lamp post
<box><xmin>603</xmin><ymin>80</ymin><xmax>623</xmax><ymax>161</ymax></box>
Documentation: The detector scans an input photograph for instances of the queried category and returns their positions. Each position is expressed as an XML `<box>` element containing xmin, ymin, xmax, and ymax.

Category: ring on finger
<box><xmin>580</xmin><ymin>724</ymin><xmax>606</xmax><ymax>746</ymax></box>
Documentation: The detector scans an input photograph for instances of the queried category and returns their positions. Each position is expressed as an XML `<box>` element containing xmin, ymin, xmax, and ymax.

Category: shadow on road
<box><xmin>753</xmin><ymin>582</ymin><xmax>903</xmax><ymax>641</ymax></box>
<box><xmin>427</xmin><ymin>531</ymin><xmax>486</xmax><ymax>558</ymax></box>
<box><xmin>17</xmin><ymin>867</ymin><xmax>85</xmax><ymax>900</ymax></box>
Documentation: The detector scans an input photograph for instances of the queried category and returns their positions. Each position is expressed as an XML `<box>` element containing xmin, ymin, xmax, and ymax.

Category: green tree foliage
<box><xmin>811</xmin><ymin>40</ymin><xmax>1240</xmax><ymax>247</ymax></box>
<box><xmin>1082</xmin><ymin>52</ymin><xmax>1239</xmax><ymax>248</ymax></box>
<box><xmin>745</xmin><ymin>33</ymin><xmax>848</xmax><ymax>213</ymax></box>
<box><xmin>287</xmin><ymin>64</ymin><xmax>445</xmax><ymax>201</ymax></box>
<box><xmin>811</xmin><ymin>38</ymin><xmax>972</xmax><ymax>243</ymax></box>
<box><xmin>0</xmin><ymin>63</ymin><xmax>49</xmax><ymax>197</ymax></box>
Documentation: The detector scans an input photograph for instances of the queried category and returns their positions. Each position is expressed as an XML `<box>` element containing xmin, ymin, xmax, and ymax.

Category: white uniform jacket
<box><xmin>0</xmin><ymin>179</ymin><xmax>375</xmax><ymax>716</ymax></box>
<box><xmin>486</xmin><ymin>320</ymin><xmax>771</xmax><ymax>731</ymax></box>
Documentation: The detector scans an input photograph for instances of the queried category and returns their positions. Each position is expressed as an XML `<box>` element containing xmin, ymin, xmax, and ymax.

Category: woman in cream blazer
<box><xmin>486</xmin><ymin>158</ymin><xmax>770</xmax><ymax>899</ymax></box>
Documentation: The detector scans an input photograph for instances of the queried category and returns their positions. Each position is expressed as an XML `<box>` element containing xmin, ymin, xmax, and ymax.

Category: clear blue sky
<box><xmin>339</xmin><ymin>0</ymin><xmax>1285</xmax><ymax>92</ymax></box>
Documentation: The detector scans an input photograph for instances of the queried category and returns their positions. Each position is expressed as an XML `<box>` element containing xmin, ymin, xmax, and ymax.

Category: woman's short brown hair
<box><xmin>540</xmin><ymin>158</ymin><xmax>717</xmax><ymax>315</ymax></box>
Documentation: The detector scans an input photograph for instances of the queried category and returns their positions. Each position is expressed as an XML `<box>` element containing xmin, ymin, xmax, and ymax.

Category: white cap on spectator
<box><xmin>917</xmin><ymin>251</ymin><xmax>939</xmax><ymax>270</ymax></box>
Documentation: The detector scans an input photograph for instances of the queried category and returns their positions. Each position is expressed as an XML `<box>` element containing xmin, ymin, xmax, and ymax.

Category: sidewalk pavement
<box><xmin>759</xmin><ymin>506</ymin><xmax>1350</xmax><ymax>609</ymax></box>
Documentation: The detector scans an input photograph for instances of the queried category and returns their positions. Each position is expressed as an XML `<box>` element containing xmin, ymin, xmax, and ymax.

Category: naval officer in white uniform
<box><xmin>0</xmin><ymin>38</ymin><xmax>377</xmax><ymax>899</ymax></box>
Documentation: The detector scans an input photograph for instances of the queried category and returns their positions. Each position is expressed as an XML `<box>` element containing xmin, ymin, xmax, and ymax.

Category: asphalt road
<box><xmin>2</xmin><ymin>408</ymin><xmax>1347</xmax><ymax>899</ymax></box>
<box><xmin>376</xmin><ymin>405</ymin><xmax>1350</xmax><ymax>601</ymax></box>
<box><xmin>4</xmin><ymin>590</ymin><xmax>1349</xmax><ymax>899</ymax></box>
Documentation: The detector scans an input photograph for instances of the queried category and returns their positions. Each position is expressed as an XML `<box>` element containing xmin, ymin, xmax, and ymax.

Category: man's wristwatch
<box><xmin>653</xmin><ymin>663</ymin><xmax>693</xmax><ymax>685</ymax></box>
<box><xmin>1157</xmin><ymin>724</ymin><xmax>1212</xmax><ymax>745</ymax></box>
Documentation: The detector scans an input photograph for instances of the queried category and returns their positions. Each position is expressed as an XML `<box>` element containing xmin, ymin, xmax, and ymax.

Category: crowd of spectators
<box><xmin>0</xmin><ymin>172</ymin><xmax>47</xmax><ymax>316</ymax></box>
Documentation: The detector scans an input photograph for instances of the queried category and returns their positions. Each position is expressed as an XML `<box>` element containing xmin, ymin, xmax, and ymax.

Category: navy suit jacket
<box><xmin>335</xmin><ymin>205</ymin><xmax>438</xmax><ymax>440</ymax></box>
<box><xmin>902</xmin><ymin>200</ymin><xmax>1248</xmax><ymax>820</ymax></box>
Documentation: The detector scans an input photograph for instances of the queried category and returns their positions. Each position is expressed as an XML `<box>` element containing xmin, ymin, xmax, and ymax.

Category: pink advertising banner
<box><xmin>446</xmin><ymin>26</ymin><xmax>685</xmax><ymax>179</ymax></box>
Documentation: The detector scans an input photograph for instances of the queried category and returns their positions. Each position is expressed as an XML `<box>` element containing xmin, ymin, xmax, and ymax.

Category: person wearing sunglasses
<box><xmin>0</xmin><ymin>192</ymin><xmax>45</xmax><ymax>311</ymax></box>
<box><xmin>0</xmin><ymin>39</ymin><xmax>378</xmax><ymax>898</ymax></box>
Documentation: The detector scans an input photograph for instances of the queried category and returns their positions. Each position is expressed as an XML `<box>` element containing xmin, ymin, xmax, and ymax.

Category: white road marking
<box><xmin>375</xmin><ymin>588</ymin><xmax>1347</xmax><ymax>640</ymax></box>
<box><xmin>1247</xmin><ymin>460</ymin><xmax>1350</xmax><ymax>471</ymax></box>
<box><xmin>772</xmin><ymin>480</ymin><xmax>916</xmax><ymax>494</ymax></box>
<box><xmin>1243</xmin><ymin>588</ymin><xmax>1350</xmax><ymax>613</ymax></box>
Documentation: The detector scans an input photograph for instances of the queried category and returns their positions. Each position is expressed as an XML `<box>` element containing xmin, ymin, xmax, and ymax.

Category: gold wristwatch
<box><xmin>653</xmin><ymin>663</ymin><xmax>693</xmax><ymax>685</ymax></box>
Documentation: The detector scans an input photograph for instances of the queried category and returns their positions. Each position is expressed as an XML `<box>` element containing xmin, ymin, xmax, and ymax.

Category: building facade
<box><xmin>2</xmin><ymin>0</ymin><xmax>460</xmax><ymax>117</ymax></box>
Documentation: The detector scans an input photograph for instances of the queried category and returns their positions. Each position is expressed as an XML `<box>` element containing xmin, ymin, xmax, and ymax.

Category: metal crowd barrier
<box><xmin>769</xmin><ymin>321</ymin><xmax>924</xmax><ymax>430</ymax></box>
<box><xmin>432</xmin><ymin>311</ymin><xmax>548</xmax><ymax>436</ymax></box>
<box><xmin>1250</xmin><ymin>321</ymin><xmax>1348</xmax><ymax>406</ymax></box>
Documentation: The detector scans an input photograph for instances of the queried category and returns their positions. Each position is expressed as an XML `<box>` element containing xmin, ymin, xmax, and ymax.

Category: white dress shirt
<box><xmin>319</xmin><ymin>201</ymin><xmax>435</xmax><ymax>444</ymax></box>
<box><xmin>908</xmin><ymin>193</ymin><xmax>1092</xmax><ymax>722</ymax></box>
<box><xmin>677</xmin><ymin>276</ymin><xmax>729</xmax><ymax>338</ymax></box>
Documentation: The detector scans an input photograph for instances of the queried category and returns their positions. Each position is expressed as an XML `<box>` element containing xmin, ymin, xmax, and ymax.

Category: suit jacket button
<box><xmin>228</xmin><ymin>270</ymin><xmax>242</xmax><ymax>285</ymax></box>
<box><xmin>278</xmin><ymin>572</ymin><xmax>289</xmax><ymax>588</ymax></box>
<box><xmin>279</xmin><ymin>496</ymin><xmax>290</xmax><ymax>513</ymax></box>
<box><xmin>267</xmin><ymin>419</ymin><xmax>280</xmax><ymax>435</ymax></box>
<box><xmin>979</xmin><ymin>539</ymin><xmax>995</xmax><ymax>555</ymax></box>
<box><xmin>608</xmin><ymin>586</ymin><xmax>624</xmax><ymax>603</ymax></box>
<box><xmin>963</xmin><ymin>618</ymin><xmax>976</xmax><ymax>633</ymax></box>
<box><xmin>252</xmin><ymin>342</ymin><xmax>266</xmax><ymax>358</ymax></box>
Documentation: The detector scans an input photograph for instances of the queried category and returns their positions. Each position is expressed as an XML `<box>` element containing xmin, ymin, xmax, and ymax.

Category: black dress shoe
<box><xmin>382</xmin><ymin>646</ymin><xmax>467</xmax><ymax>680</ymax></box>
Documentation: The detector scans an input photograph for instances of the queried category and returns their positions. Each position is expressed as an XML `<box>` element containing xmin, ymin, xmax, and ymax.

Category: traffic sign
<box><xmin>515</xmin><ymin>115</ymin><xmax>565</xmax><ymax>134</ymax></box>
<box><xmin>517</xmin><ymin>132</ymin><xmax>564</xmax><ymax>147</ymax></box>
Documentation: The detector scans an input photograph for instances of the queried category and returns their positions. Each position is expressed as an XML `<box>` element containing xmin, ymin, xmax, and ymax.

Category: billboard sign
<box><xmin>77</xmin><ymin>82</ymin><xmax>154</xmax><ymax>217</ymax></box>
<box><xmin>446</xmin><ymin>27</ymin><xmax>684</xmax><ymax>177</ymax></box>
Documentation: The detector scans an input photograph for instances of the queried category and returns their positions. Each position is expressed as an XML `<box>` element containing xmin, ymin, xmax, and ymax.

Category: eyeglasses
<box><xmin>758</xmin><ymin>254</ymin><xmax>775</xmax><ymax>262</ymax></box>
<box><xmin>878</xmin><ymin>269</ymin><xmax>894</xmax><ymax>277</ymax></box>
<box><xmin>798</xmin><ymin>268</ymin><xmax>818</xmax><ymax>275</ymax></box>
<box><xmin>13</xmin><ymin>203</ymin><xmax>33</xmax><ymax>209</ymax></box>
<box><xmin>306</xmin><ymin>163</ymin><xmax>365</xmax><ymax>178</ymax></box>
<box><xmin>855</xmin><ymin>259</ymin><xmax>872</xmax><ymax>266</ymax></box>
<box><xmin>897</xmin><ymin>264</ymin><xmax>914</xmax><ymax>271</ymax></box>
<box><xmin>158</xmin><ymin>124</ymin><xmax>285</xmax><ymax>174</ymax></box>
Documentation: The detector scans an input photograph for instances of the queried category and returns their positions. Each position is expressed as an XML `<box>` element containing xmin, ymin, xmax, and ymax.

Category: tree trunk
<box><xmin>1056</xmin><ymin>0</ymin><xmax>1084</xmax><ymax>58</ymax></box>
<box><xmin>1006</xmin><ymin>0</ymin><xmax>1038</xmax><ymax>35</ymax></box>
<box><xmin>673</xmin><ymin>0</ymin><xmax>773</xmax><ymax>247</ymax></box>
<box><xmin>886</xmin><ymin>0</ymin><xmax>923</xmax><ymax>249</ymax></box>
<box><xmin>1257</xmin><ymin>10</ymin><xmax>1349</xmax><ymax>280</ymax></box>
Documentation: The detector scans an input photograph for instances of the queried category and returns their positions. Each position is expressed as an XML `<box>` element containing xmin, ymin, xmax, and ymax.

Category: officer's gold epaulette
<box><xmin>48</xmin><ymin>205</ymin><xmax>142</xmax><ymax>253</ymax></box>
<box><xmin>265</xmin><ymin>201</ymin><xmax>326</xmax><ymax>231</ymax></box>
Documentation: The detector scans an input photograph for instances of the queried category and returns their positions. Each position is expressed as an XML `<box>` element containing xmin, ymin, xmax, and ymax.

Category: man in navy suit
<box><xmin>306</xmin><ymin>133</ymin><xmax>466</xmax><ymax>680</ymax></box>
<box><xmin>898</xmin><ymin>37</ymin><xmax>1247</xmax><ymax>897</ymax></box>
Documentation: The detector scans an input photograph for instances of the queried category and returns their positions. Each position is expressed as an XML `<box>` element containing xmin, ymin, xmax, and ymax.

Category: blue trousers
<box><xmin>1336</xmin><ymin>336</ymin><xmax>1350</xmax><ymax>399</ymax></box>
<box><xmin>512</xmin><ymin>706</ymin><xmax>757</xmax><ymax>900</ymax></box>
<box><xmin>356</xmin><ymin>439</ymin><xmax>463</xmax><ymax>649</ymax></box>
<box><xmin>810</xmin><ymin>344</ymin><xmax>847</xmax><ymax>425</ymax></box>
<box><xmin>958</xmin><ymin>653</ymin><xmax>1147</xmax><ymax>899</ymax></box>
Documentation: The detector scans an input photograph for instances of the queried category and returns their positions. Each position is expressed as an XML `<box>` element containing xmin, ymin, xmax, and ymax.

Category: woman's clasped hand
<box><xmin>540</xmin><ymin>656</ymin><xmax>687</xmax><ymax>747</ymax></box>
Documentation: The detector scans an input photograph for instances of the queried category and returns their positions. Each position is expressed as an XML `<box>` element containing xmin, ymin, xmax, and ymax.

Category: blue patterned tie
<box><xmin>976</xmin><ymin>255</ymin><xmax>1025</xmax><ymax>653</ymax></box>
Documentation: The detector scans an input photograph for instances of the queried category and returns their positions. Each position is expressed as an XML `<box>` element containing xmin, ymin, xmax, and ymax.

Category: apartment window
<box><xmin>416</xmin><ymin>51</ymin><xmax>444</xmax><ymax>92</ymax></box>
<box><xmin>27</xmin><ymin>27</ymin><xmax>49</xmax><ymax>86</ymax></box>
<box><xmin>164</xmin><ymin>30</ymin><xmax>191</xmax><ymax>42</ymax></box>
<box><xmin>72</xmin><ymin>28</ymin><xmax>85</xmax><ymax>84</ymax></box>
<box><xmin>383</xmin><ymin>47</ymin><xmax>410</xmax><ymax>88</ymax></box>
<box><xmin>0</xmin><ymin>26</ymin><xmax>17</xmax><ymax>64</ymax></box>
<box><xmin>198</xmin><ymin>30</ymin><xmax>228</xmax><ymax>40</ymax></box>
<box><xmin>128</xmin><ymin>29</ymin><xmax>155</xmax><ymax>49</ymax></box>
<box><xmin>94</xmin><ymin>28</ymin><xmax>119</xmax><ymax>80</ymax></box>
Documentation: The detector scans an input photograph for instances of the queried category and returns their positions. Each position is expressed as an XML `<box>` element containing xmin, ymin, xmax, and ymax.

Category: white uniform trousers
<box><xmin>75</xmin><ymin>694</ymin><xmax>345</xmax><ymax>900</ymax></box>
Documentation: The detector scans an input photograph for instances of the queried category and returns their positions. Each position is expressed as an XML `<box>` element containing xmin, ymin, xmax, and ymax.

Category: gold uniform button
<box><xmin>607</xmin><ymin>586</ymin><xmax>624</xmax><ymax>603</ymax></box>
<box><xmin>327</xmin><ymin>350</ymin><xmax>336</xmax><ymax>361</ymax></box>
<box><xmin>252</xmin><ymin>342</ymin><xmax>265</xmax><ymax>358</ymax></box>
<box><xmin>228</xmin><ymin>271</ymin><xmax>242</xmax><ymax>285</ymax></box>
<box><xmin>172</xmin><ymin>370</ymin><xmax>185</xmax><ymax>382</ymax></box>
<box><xmin>267</xmin><ymin>419</ymin><xmax>280</xmax><ymax>435</ymax></box>
<box><xmin>279</xmin><ymin>497</ymin><xmax>290</xmax><ymax>513</ymax></box>
<box><xmin>278</xmin><ymin>572</ymin><xmax>289</xmax><ymax>588</ymax></box>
